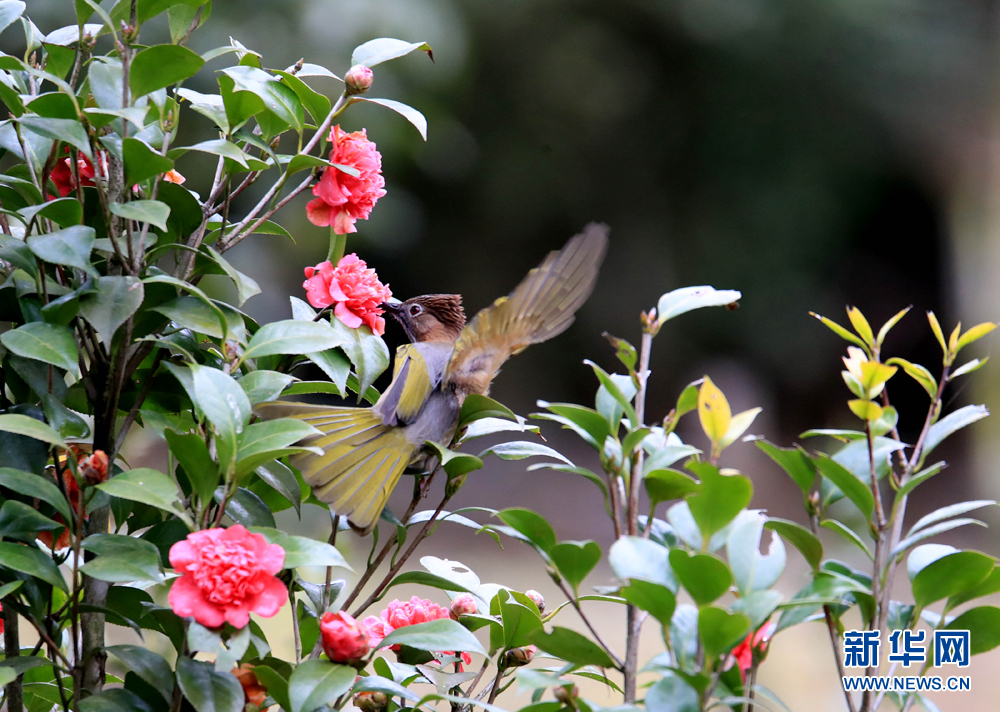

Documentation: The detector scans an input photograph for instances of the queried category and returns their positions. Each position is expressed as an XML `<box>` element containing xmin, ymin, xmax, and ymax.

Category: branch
<box><xmin>553</xmin><ymin>576</ymin><xmax>623</xmax><ymax>670</ymax></box>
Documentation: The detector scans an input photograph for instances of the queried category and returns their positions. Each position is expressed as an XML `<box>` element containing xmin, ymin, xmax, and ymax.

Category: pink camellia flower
<box><xmin>363</xmin><ymin>596</ymin><xmax>472</xmax><ymax>667</ymax></box>
<box><xmin>168</xmin><ymin>525</ymin><xmax>287</xmax><ymax>629</ymax></box>
<box><xmin>732</xmin><ymin>620</ymin><xmax>776</xmax><ymax>681</ymax></box>
<box><xmin>302</xmin><ymin>253</ymin><xmax>392</xmax><ymax>335</ymax></box>
<box><xmin>306</xmin><ymin>125</ymin><xmax>386</xmax><ymax>234</ymax></box>
<box><xmin>449</xmin><ymin>593</ymin><xmax>477</xmax><ymax>620</ymax></box>
<box><xmin>320</xmin><ymin>611</ymin><xmax>371</xmax><ymax>665</ymax></box>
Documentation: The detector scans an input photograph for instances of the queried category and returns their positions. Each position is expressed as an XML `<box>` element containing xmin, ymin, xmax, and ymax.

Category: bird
<box><xmin>269</xmin><ymin>223</ymin><xmax>609</xmax><ymax>531</ymax></box>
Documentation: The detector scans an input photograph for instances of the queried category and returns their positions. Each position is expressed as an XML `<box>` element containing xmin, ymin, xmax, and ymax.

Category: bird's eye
<box><xmin>409</xmin><ymin>304</ymin><xmax>422</xmax><ymax>316</ymax></box>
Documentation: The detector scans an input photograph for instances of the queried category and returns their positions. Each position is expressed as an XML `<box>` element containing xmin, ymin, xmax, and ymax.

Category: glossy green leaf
<box><xmin>27</xmin><ymin>225</ymin><xmax>96</xmax><ymax>277</ymax></box>
<box><xmin>0</xmin><ymin>467</ymin><xmax>72</xmax><ymax>521</ymax></box>
<box><xmin>586</xmin><ymin>360</ymin><xmax>638</xmax><ymax>428</ymax></box>
<box><xmin>912</xmin><ymin>551</ymin><xmax>994</xmax><ymax>607</ymax></box>
<box><xmin>379</xmin><ymin>619</ymin><xmax>486</xmax><ymax>655</ymax></box>
<box><xmin>171</xmin><ymin>138</ymin><xmax>249</xmax><ymax>169</ymax></box>
<box><xmin>528</xmin><ymin>626</ymin><xmax>614</xmax><ymax>668</ymax></box>
<box><xmin>221</xmin><ymin>66</ymin><xmax>304</xmax><ymax>132</ymax></box>
<box><xmin>821</xmin><ymin>519</ymin><xmax>873</xmax><ymax>560</ymax></box>
<box><xmin>657</xmin><ymin>286</ymin><xmax>741</xmax><ymax>326</ymax></box>
<box><xmin>815</xmin><ymin>454</ymin><xmax>873</xmax><ymax>519</ymax></box>
<box><xmin>239</xmin><ymin>370</ymin><xmax>295</xmax><ymax>405</ymax></box>
<box><xmin>764</xmin><ymin>518</ymin><xmax>823</xmax><ymax>570</ymax></box>
<box><xmin>191</xmin><ymin>364</ymin><xmax>252</xmax><ymax>471</ymax></box>
<box><xmin>726</xmin><ymin>510</ymin><xmax>785</xmax><ymax>594</ymax></box>
<box><xmin>885</xmin><ymin>357</ymin><xmax>937</xmax><ymax>398</ymax></box>
<box><xmin>351</xmin><ymin>37</ymin><xmax>432</xmax><ymax>67</ymax></box>
<box><xmin>423</xmin><ymin>441</ymin><xmax>484</xmax><ymax>479</ymax></box>
<box><xmin>698</xmin><ymin>607</ymin><xmax>750</xmax><ymax>660</ymax></box>
<box><xmin>255</xmin><ymin>460</ymin><xmax>302</xmax><ymax>516</ymax></box>
<box><xmin>0</xmin><ymin>414</ymin><xmax>66</xmax><ymax>448</ymax></box>
<box><xmin>536</xmin><ymin>402</ymin><xmax>610</xmax><ymax>449</ymax></box>
<box><xmin>908</xmin><ymin>500</ymin><xmax>996</xmax><ymax>538</ymax></box>
<box><xmin>0</xmin><ymin>541</ymin><xmax>66</xmax><ymax>590</ymax></box>
<box><xmin>620</xmin><ymin>580</ymin><xmax>676</xmax><ymax>627</ymax></box>
<box><xmin>550</xmin><ymin>540</ymin><xmax>601</xmax><ymax>592</ymax></box>
<box><xmin>645</xmin><ymin>672</ymin><xmax>700</xmax><ymax>712</ymax></box>
<box><xmin>644</xmin><ymin>468</ymin><xmax>701</xmax><ymax>506</ymax></box>
<box><xmin>1</xmin><ymin>322</ymin><xmax>78</xmax><ymax>374</ymax></box>
<box><xmin>107</xmin><ymin>645</ymin><xmax>173</xmax><ymax>704</ymax></box>
<box><xmin>608</xmin><ymin>536</ymin><xmax>676</xmax><ymax>591</ymax></box>
<box><xmin>669</xmin><ymin>550</ymin><xmax>732</xmax><ymax>605</ymax></box>
<box><xmin>18</xmin><ymin>197</ymin><xmax>81</xmax><ymax>227</ymax></box>
<box><xmin>459</xmin><ymin>393</ymin><xmax>519</xmax><ymax>427</ymax></box>
<box><xmin>946</xmin><ymin>606</ymin><xmax>1000</xmax><ymax>655</ymax></box>
<box><xmin>123</xmin><ymin>137</ymin><xmax>175</xmax><ymax>185</ymax></box>
<box><xmin>248</xmin><ymin>527</ymin><xmax>351</xmax><ymax>571</ymax></box>
<box><xmin>480</xmin><ymin>441</ymin><xmax>572</xmax><ymax>467</ymax></box>
<box><xmin>288</xmin><ymin>661</ymin><xmax>356</xmax><ymax>712</ymax></box>
<box><xmin>78</xmin><ymin>276</ymin><xmax>144</xmax><ymax>346</ymax></box>
<box><xmin>81</xmin><ymin>533</ymin><xmax>163</xmax><ymax>584</ymax></box>
<box><xmin>948</xmin><ymin>567</ymin><xmax>1000</xmax><ymax>609</ymax></box>
<box><xmin>175</xmin><ymin>657</ymin><xmax>243</xmax><ymax>712</ymax></box>
<box><xmin>244</xmin><ymin>319</ymin><xmax>345</xmax><ymax>361</ymax></box>
<box><xmin>923</xmin><ymin>404</ymin><xmax>989</xmax><ymax>456</ymax></box>
<box><xmin>686</xmin><ymin>461</ymin><xmax>753</xmax><ymax>540</ymax></box>
<box><xmin>152</xmin><ymin>295</ymin><xmax>239</xmax><ymax>342</ymax></box>
<box><xmin>221</xmin><ymin>487</ymin><xmax>275</xmax><ymax>528</ymax></box>
<box><xmin>496</xmin><ymin>508</ymin><xmax>557</xmax><ymax>552</ymax></box>
<box><xmin>110</xmin><ymin>200</ymin><xmax>171</xmax><ymax>231</ymax></box>
<box><xmin>756</xmin><ymin>440</ymin><xmax>815</xmax><ymax>496</ymax></box>
<box><xmin>96</xmin><ymin>468</ymin><xmax>185</xmax><ymax>520</ymax></box>
<box><xmin>130</xmin><ymin>44</ymin><xmax>205</xmax><ymax>97</ymax></box>
<box><xmin>165</xmin><ymin>429</ymin><xmax>218</xmax><ymax>504</ymax></box>
<box><xmin>0</xmin><ymin>500</ymin><xmax>63</xmax><ymax>541</ymax></box>
<box><xmin>892</xmin><ymin>519</ymin><xmax>986</xmax><ymax>560</ymax></box>
<box><xmin>810</xmin><ymin>312</ymin><xmax>870</xmax><ymax>354</ymax></box>
<box><xmin>354</xmin><ymin>97</ymin><xmax>427</xmax><ymax>139</ymax></box>
<box><xmin>19</xmin><ymin>115</ymin><xmax>91</xmax><ymax>159</ymax></box>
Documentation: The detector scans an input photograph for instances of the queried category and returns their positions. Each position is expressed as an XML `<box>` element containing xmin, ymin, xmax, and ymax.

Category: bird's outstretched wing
<box><xmin>446</xmin><ymin>223</ymin><xmax>608</xmax><ymax>396</ymax></box>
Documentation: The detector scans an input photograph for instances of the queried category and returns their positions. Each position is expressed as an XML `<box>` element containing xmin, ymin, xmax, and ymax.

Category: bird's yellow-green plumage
<box><xmin>267</xmin><ymin>224</ymin><xmax>609</xmax><ymax>532</ymax></box>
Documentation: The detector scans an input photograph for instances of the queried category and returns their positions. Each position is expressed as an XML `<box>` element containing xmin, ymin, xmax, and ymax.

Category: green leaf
<box><xmin>945</xmin><ymin>606</ymin><xmax>1000</xmax><ymax>655</ymax></box>
<box><xmin>385</xmin><ymin>571</ymin><xmax>475</xmax><ymax>595</ymax></box>
<box><xmin>644</xmin><ymin>468</ymin><xmax>701</xmax><ymax>507</ymax></box>
<box><xmin>646</xmin><ymin>672</ymin><xmax>700</xmax><ymax>712</ymax></box>
<box><xmin>908</xmin><ymin>500</ymin><xmax>996</xmax><ymax>538</ymax></box>
<box><xmin>876</xmin><ymin>306</ymin><xmax>911</xmax><ymax>347</ymax></box>
<box><xmin>535</xmin><ymin>402</ymin><xmax>610</xmax><ymax>450</ymax></box>
<box><xmin>732</xmin><ymin>589</ymin><xmax>783</xmax><ymax>631</ymax></box>
<box><xmin>249</xmin><ymin>664</ymin><xmax>291</xmax><ymax>711</ymax></box>
<box><xmin>726</xmin><ymin>510</ymin><xmax>785</xmax><ymax>595</ymax></box>
<box><xmin>18</xmin><ymin>197</ymin><xmax>82</xmax><ymax>228</ymax></box>
<box><xmin>221</xmin><ymin>66</ymin><xmax>304</xmax><ymax>133</ymax></box>
<box><xmin>78</xmin><ymin>276</ymin><xmax>144</xmax><ymax>346</ymax></box>
<box><xmin>0</xmin><ymin>322</ymin><xmax>78</xmax><ymax>374</ymax></box>
<box><xmin>459</xmin><ymin>393</ymin><xmax>519</xmax><ymax>427</ymax></box>
<box><xmin>239</xmin><ymin>370</ymin><xmax>295</xmax><ymax>405</ymax></box>
<box><xmin>956</xmin><ymin>322</ymin><xmax>998</xmax><ymax>352</ymax></box>
<box><xmin>907</xmin><ymin>544</ymin><xmax>957</xmax><ymax>580</ymax></box>
<box><xmin>107</xmin><ymin>645</ymin><xmax>173</xmax><ymax>704</ymax></box>
<box><xmin>255</xmin><ymin>460</ymin><xmax>302</xmax><ymax>516</ymax></box>
<box><xmin>0</xmin><ymin>500</ymin><xmax>63</xmax><ymax>541</ymax></box>
<box><xmin>846</xmin><ymin>306</ymin><xmax>874</xmax><ymax>346</ymax></box>
<box><xmin>203</xmin><ymin>245</ymin><xmax>260</xmax><ymax>307</ymax></box>
<box><xmin>81</xmin><ymin>533</ymin><xmax>163</xmax><ymax>584</ymax></box>
<box><xmin>0</xmin><ymin>414</ymin><xmax>66</xmax><ymax>448</ymax></box>
<box><xmin>550</xmin><ymin>540</ymin><xmax>601</xmax><ymax>592</ymax></box>
<box><xmin>951</xmin><ymin>357</ymin><xmax>989</xmax><ymax>379</ymax></box>
<box><xmin>354</xmin><ymin>97</ymin><xmax>427</xmax><ymax>140</ymax></box>
<box><xmin>378</xmin><ymin>618</ymin><xmax>486</xmax><ymax>656</ymax></box>
<box><xmin>923</xmin><ymin>404</ymin><xmax>989</xmax><ymax>456</ymax></box>
<box><xmin>657</xmin><ymin>286</ymin><xmax>741</xmax><ymax>326</ymax></box>
<box><xmin>19</xmin><ymin>116</ymin><xmax>91</xmax><ymax>159</ymax></box>
<box><xmin>494</xmin><ymin>589</ymin><xmax>543</xmax><ymax>649</ymax></box>
<box><xmin>756</xmin><ymin>440</ymin><xmax>815</xmax><ymax>496</ymax></box>
<box><xmin>885</xmin><ymin>357</ymin><xmax>937</xmax><ymax>398</ymax></box>
<box><xmin>892</xmin><ymin>519</ymin><xmax>986</xmax><ymax>559</ymax></box>
<box><xmin>948</xmin><ymin>567</ymin><xmax>1000</xmax><ymax>609</ymax></box>
<box><xmin>351</xmin><ymin>38</ymin><xmax>433</xmax><ymax>67</ymax></box>
<box><xmin>423</xmin><ymin>441</ymin><xmax>483</xmax><ymax>480</ymax></box>
<box><xmin>912</xmin><ymin>551</ymin><xmax>995</xmax><ymax>607</ymax></box>
<box><xmin>669</xmin><ymin>550</ymin><xmax>732</xmax><ymax>605</ymax></box>
<box><xmin>810</xmin><ymin>311</ymin><xmax>870</xmax><ymax>354</ymax></box>
<box><xmin>244</xmin><ymin>319</ymin><xmax>345</xmax><ymax>361</ymax></box>
<box><xmin>764</xmin><ymin>518</ymin><xmax>823</xmax><ymax>570</ymax></box>
<box><xmin>152</xmin><ymin>295</ymin><xmax>238</xmax><ymax>342</ymax></box>
<box><xmin>96</xmin><ymin>468</ymin><xmax>186</xmax><ymax>521</ymax></box>
<box><xmin>620</xmin><ymin>580</ymin><xmax>675</xmax><ymax>627</ymax></box>
<box><xmin>608</xmin><ymin>536</ymin><xmax>676</xmax><ymax>591</ymax></box>
<box><xmin>480</xmin><ymin>441</ymin><xmax>572</xmax><ymax>467</ymax></box>
<box><xmin>236</xmin><ymin>419</ymin><xmax>321</xmax><ymax>469</ymax></box>
<box><xmin>248</xmin><ymin>527</ymin><xmax>352</xmax><ymax>571</ymax></box>
<box><xmin>175</xmin><ymin>657</ymin><xmax>243</xmax><ymax>712</ymax></box>
<box><xmin>698</xmin><ymin>607</ymin><xmax>750</xmax><ymax>660</ymax></box>
<box><xmin>0</xmin><ymin>467</ymin><xmax>72</xmax><ymax>521</ymax></box>
<box><xmin>123</xmin><ymin>137</ymin><xmax>174</xmax><ymax>185</ymax></box>
<box><xmin>191</xmin><ymin>365</ymin><xmax>252</xmax><ymax>472</ymax></box>
<box><xmin>527</xmin><ymin>627</ymin><xmax>614</xmax><ymax>668</ymax></box>
<box><xmin>221</xmin><ymin>487</ymin><xmax>275</xmax><ymax>528</ymax></box>
<box><xmin>0</xmin><ymin>1</ymin><xmax>25</xmax><ymax>35</ymax></box>
<box><xmin>329</xmin><ymin>315</ymin><xmax>390</xmax><ymax>397</ymax></box>
<box><xmin>78</xmin><ymin>689</ymin><xmax>153</xmax><ymax>712</ymax></box>
<box><xmin>821</xmin><ymin>519</ymin><xmax>873</xmax><ymax>560</ymax></box>
<box><xmin>815</xmin><ymin>454</ymin><xmax>874</xmax><ymax>519</ymax></box>
<box><xmin>165</xmin><ymin>429</ymin><xmax>219</xmax><ymax>504</ymax></box>
<box><xmin>130</xmin><ymin>44</ymin><xmax>205</xmax><ymax>97</ymax></box>
<box><xmin>0</xmin><ymin>541</ymin><xmax>67</xmax><ymax>590</ymax></box>
<box><xmin>496</xmin><ymin>508</ymin><xmax>556</xmax><ymax>552</ymax></box>
<box><xmin>110</xmin><ymin>200</ymin><xmax>170</xmax><ymax>231</ymax></box>
<box><xmin>27</xmin><ymin>225</ymin><xmax>96</xmax><ymax>277</ymax></box>
<box><xmin>686</xmin><ymin>461</ymin><xmax>753</xmax><ymax>541</ymax></box>
<box><xmin>585</xmin><ymin>360</ymin><xmax>638</xmax><ymax>427</ymax></box>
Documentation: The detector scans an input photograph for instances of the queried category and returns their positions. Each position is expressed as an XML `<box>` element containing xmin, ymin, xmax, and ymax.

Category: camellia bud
<box><xmin>345</xmin><ymin>64</ymin><xmax>374</xmax><ymax>95</ymax></box>
<box><xmin>505</xmin><ymin>644</ymin><xmax>537</xmax><ymax>667</ymax></box>
<box><xmin>525</xmin><ymin>589</ymin><xmax>545</xmax><ymax>613</ymax></box>
<box><xmin>806</xmin><ymin>491</ymin><xmax>820</xmax><ymax>516</ymax></box>
<box><xmin>78</xmin><ymin>450</ymin><xmax>109</xmax><ymax>486</ymax></box>
<box><xmin>319</xmin><ymin>611</ymin><xmax>371</xmax><ymax>665</ymax></box>
<box><xmin>554</xmin><ymin>684</ymin><xmax>579</xmax><ymax>706</ymax></box>
<box><xmin>232</xmin><ymin>664</ymin><xmax>267</xmax><ymax>708</ymax></box>
<box><xmin>354</xmin><ymin>691</ymin><xmax>388</xmax><ymax>712</ymax></box>
<box><xmin>450</xmin><ymin>593</ymin><xmax>477</xmax><ymax>620</ymax></box>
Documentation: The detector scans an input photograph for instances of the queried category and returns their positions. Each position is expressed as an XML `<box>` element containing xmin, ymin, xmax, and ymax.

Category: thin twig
<box><xmin>554</xmin><ymin>577</ymin><xmax>623</xmax><ymax>670</ymax></box>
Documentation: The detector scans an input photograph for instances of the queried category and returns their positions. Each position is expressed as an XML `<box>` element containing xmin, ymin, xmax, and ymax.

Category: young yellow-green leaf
<box><xmin>885</xmin><ymin>357</ymin><xmax>937</xmax><ymax>398</ymax></box>
<box><xmin>859</xmin><ymin>361</ymin><xmax>896</xmax><ymax>397</ymax></box>
<box><xmin>697</xmin><ymin>376</ymin><xmax>731</xmax><ymax>447</ymax></box>
<box><xmin>948</xmin><ymin>322</ymin><xmax>961</xmax><ymax>354</ymax></box>
<box><xmin>848</xmin><ymin>399</ymin><xmax>883</xmax><ymax>422</ymax></box>
<box><xmin>876</xmin><ymin>306</ymin><xmax>911</xmax><ymax>348</ymax></box>
<box><xmin>927</xmin><ymin>311</ymin><xmax>948</xmax><ymax>357</ymax></box>
<box><xmin>809</xmin><ymin>312</ymin><xmax>870</xmax><ymax>355</ymax></box>
<box><xmin>951</xmin><ymin>357</ymin><xmax>988</xmax><ymax>379</ymax></box>
<box><xmin>956</xmin><ymin>322</ymin><xmax>998</xmax><ymax>352</ymax></box>
<box><xmin>719</xmin><ymin>407</ymin><xmax>761</xmax><ymax>450</ymax></box>
<box><xmin>847</xmin><ymin>306</ymin><xmax>874</xmax><ymax>347</ymax></box>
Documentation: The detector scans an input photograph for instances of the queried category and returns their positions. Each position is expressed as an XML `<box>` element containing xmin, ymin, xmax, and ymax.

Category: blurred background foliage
<box><xmin>11</xmin><ymin>1</ymin><xmax>1000</xmax><ymax>709</ymax></box>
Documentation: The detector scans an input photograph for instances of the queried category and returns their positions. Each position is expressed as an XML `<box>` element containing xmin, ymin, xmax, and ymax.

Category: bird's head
<box><xmin>382</xmin><ymin>294</ymin><xmax>466</xmax><ymax>343</ymax></box>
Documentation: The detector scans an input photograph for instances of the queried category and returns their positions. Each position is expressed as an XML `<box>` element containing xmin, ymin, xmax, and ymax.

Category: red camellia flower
<box><xmin>302</xmin><ymin>254</ymin><xmax>392</xmax><ymax>335</ymax></box>
<box><xmin>732</xmin><ymin>621</ymin><xmax>776</xmax><ymax>680</ymax></box>
<box><xmin>49</xmin><ymin>148</ymin><xmax>108</xmax><ymax>198</ymax></box>
<box><xmin>320</xmin><ymin>611</ymin><xmax>371</xmax><ymax>665</ymax></box>
<box><xmin>306</xmin><ymin>125</ymin><xmax>386</xmax><ymax>234</ymax></box>
<box><xmin>232</xmin><ymin>663</ymin><xmax>268</xmax><ymax>708</ymax></box>
<box><xmin>363</xmin><ymin>596</ymin><xmax>472</xmax><ymax>667</ymax></box>
<box><xmin>0</xmin><ymin>602</ymin><xmax>4</xmax><ymax>636</ymax></box>
<box><xmin>168</xmin><ymin>525</ymin><xmax>287</xmax><ymax>629</ymax></box>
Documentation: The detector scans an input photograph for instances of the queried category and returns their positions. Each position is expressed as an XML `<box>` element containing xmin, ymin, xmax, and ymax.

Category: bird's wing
<box><xmin>373</xmin><ymin>342</ymin><xmax>453</xmax><ymax>425</ymax></box>
<box><xmin>446</xmin><ymin>223</ymin><xmax>608</xmax><ymax>396</ymax></box>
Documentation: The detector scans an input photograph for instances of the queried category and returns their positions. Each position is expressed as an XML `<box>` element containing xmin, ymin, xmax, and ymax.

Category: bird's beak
<box><xmin>381</xmin><ymin>302</ymin><xmax>402</xmax><ymax>319</ymax></box>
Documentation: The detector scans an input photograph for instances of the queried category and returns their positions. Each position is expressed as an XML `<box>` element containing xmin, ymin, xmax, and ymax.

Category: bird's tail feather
<box><xmin>260</xmin><ymin>403</ymin><xmax>417</xmax><ymax>532</ymax></box>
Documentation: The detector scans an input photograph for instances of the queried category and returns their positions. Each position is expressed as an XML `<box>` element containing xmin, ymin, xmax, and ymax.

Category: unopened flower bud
<box><xmin>320</xmin><ymin>611</ymin><xmax>370</xmax><ymax>665</ymax></box>
<box><xmin>806</xmin><ymin>491</ymin><xmax>820</xmax><ymax>516</ymax></box>
<box><xmin>79</xmin><ymin>450</ymin><xmax>109</xmax><ymax>485</ymax></box>
<box><xmin>354</xmin><ymin>691</ymin><xmax>388</xmax><ymax>712</ymax></box>
<box><xmin>505</xmin><ymin>644</ymin><xmax>537</xmax><ymax>667</ymax></box>
<box><xmin>450</xmin><ymin>593</ymin><xmax>477</xmax><ymax>620</ymax></box>
<box><xmin>525</xmin><ymin>590</ymin><xmax>545</xmax><ymax>613</ymax></box>
<box><xmin>345</xmin><ymin>64</ymin><xmax>374</xmax><ymax>95</ymax></box>
<box><xmin>554</xmin><ymin>684</ymin><xmax>579</xmax><ymax>706</ymax></box>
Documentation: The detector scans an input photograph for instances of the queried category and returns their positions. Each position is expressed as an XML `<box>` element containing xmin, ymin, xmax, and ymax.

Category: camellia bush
<box><xmin>0</xmin><ymin>2</ymin><xmax>997</xmax><ymax>712</ymax></box>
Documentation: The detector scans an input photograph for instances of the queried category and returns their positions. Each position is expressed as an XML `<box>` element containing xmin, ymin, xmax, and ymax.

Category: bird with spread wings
<box><xmin>265</xmin><ymin>224</ymin><xmax>608</xmax><ymax>531</ymax></box>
